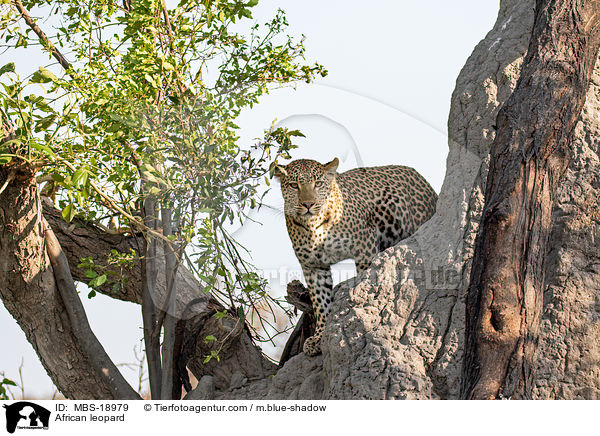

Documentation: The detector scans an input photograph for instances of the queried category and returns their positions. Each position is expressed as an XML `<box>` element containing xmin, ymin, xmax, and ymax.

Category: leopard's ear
<box><xmin>269</xmin><ymin>161</ymin><xmax>288</xmax><ymax>178</ymax></box>
<box><xmin>323</xmin><ymin>157</ymin><xmax>339</xmax><ymax>174</ymax></box>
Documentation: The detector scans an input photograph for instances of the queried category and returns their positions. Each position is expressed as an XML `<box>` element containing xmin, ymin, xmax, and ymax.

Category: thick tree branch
<box><xmin>159</xmin><ymin>206</ymin><xmax>178</xmax><ymax>399</ymax></box>
<box><xmin>42</xmin><ymin>203</ymin><xmax>144</xmax><ymax>303</ymax></box>
<box><xmin>141</xmin><ymin>197</ymin><xmax>163</xmax><ymax>399</ymax></box>
<box><xmin>43</xmin><ymin>219</ymin><xmax>140</xmax><ymax>400</ymax></box>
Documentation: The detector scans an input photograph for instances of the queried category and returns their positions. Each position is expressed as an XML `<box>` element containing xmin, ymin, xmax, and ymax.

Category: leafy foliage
<box><xmin>0</xmin><ymin>0</ymin><xmax>326</xmax><ymax>341</ymax></box>
<box><xmin>0</xmin><ymin>377</ymin><xmax>16</xmax><ymax>400</ymax></box>
<box><xmin>77</xmin><ymin>249</ymin><xmax>136</xmax><ymax>298</ymax></box>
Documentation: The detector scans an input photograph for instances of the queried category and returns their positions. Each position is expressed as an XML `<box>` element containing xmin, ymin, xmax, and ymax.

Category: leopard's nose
<box><xmin>303</xmin><ymin>202</ymin><xmax>315</xmax><ymax>210</ymax></box>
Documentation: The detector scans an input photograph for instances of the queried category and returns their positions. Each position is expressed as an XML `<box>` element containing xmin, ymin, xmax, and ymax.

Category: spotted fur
<box><xmin>273</xmin><ymin>157</ymin><xmax>438</xmax><ymax>356</ymax></box>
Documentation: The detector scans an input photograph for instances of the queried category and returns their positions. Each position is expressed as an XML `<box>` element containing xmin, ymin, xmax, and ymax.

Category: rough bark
<box><xmin>0</xmin><ymin>165</ymin><xmax>127</xmax><ymax>399</ymax></box>
<box><xmin>462</xmin><ymin>0</ymin><xmax>600</xmax><ymax>400</ymax></box>
<box><xmin>159</xmin><ymin>207</ymin><xmax>178</xmax><ymax>399</ymax></box>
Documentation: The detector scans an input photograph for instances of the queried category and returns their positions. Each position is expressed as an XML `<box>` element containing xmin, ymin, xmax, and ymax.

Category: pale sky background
<box><xmin>0</xmin><ymin>1</ymin><xmax>499</xmax><ymax>398</ymax></box>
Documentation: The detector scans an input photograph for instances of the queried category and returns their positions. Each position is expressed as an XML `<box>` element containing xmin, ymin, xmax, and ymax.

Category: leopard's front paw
<box><xmin>303</xmin><ymin>334</ymin><xmax>322</xmax><ymax>356</ymax></box>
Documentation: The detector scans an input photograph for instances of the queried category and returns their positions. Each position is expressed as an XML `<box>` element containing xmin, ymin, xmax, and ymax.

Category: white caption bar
<box><xmin>0</xmin><ymin>399</ymin><xmax>594</xmax><ymax>436</ymax></box>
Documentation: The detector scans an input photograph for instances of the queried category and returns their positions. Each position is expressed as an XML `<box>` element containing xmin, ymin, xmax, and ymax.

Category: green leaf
<box><xmin>35</xmin><ymin>114</ymin><xmax>57</xmax><ymax>132</ymax></box>
<box><xmin>31</xmin><ymin>67</ymin><xmax>58</xmax><ymax>83</ymax></box>
<box><xmin>51</xmin><ymin>172</ymin><xmax>65</xmax><ymax>183</ymax></box>
<box><xmin>40</xmin><ymin>67</ymin><xmax>58</xmax><ymax>82</ymax></box>
<box><xmin>203</xmin><ymin>350</ymin><xmax>220</xmax><ymax>364</ymax></box>
<box><xmin>1</xmin><ymin>378</ymin><xmax>16</xmax><ymax>387</ymax></box>
<box><xmin>144</xmin><ymin>73</ymin><xmax>156</xmax><ymax>87</ymax></box>
<box><xmin>61</xmin><ymin>203</ymin><xmax>75</xmax><ymax>222</ymax></box>
<box><xmin>214</xmin><ymin>310</ymin><xmax>228</xmax><ymax>319</ymax></box>
<box><xmin>15</xmin><ymin>34</ymin><xmax>27</xmax><ymax>48</ymax></box>
<box><xmin>85</xmin><ymin>269</ymin><xmax>98</xmax><ymax>279</ymax></box>
<box><xmin>204</xmin><ymin>335</ymin><xmax>217</xmax><ymax>343</ymax></box>
<box><xmin>162</xmin><ymin>61</ymin><xmax>175</xmax><ymax>71</ymax></box>
<box><xmin>89</xmin><ymin>274</ymin><xmax>107</xmax><ymax>288</ymax></box>
<box><xmin>0</xmin><ymin>63</ymin><xmax>15</xmax><ymax>76</ymax></box>
<box><xmin>288</xmin><ymin>130</ymin><xmax>305</xmax><ymax>138</ymax></box>
<box><xmin>72</xmin><ymin>168</ymin><xmax>89</xmax><ymax>188</ymax></box>
<box><xmin>29</xmin><ymin>141</ymin><xmax>56</xmax><ymax>158</ymax></box>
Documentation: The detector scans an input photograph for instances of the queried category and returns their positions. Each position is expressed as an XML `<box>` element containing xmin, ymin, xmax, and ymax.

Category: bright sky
<box><xmin>0</xmin><ymin>1</ymin><xmax>499</xmax><ymax>398</ymax></box>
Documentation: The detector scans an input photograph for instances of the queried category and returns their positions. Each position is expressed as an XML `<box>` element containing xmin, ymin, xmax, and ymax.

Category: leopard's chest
<box><xmin>287</xmin><ymin>217</ymin><xmax>353</xmax><ymax>266</ymax></box>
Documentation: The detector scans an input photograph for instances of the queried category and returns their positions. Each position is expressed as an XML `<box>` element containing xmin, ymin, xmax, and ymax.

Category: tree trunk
<box><xmin>0</xmin><ymin>165</ymin><xmax>130</xmax><ymax>398</ymax></box>
<box><xmin>462</xmin><ymin>0</ymin><xmax>600</xmax><ymax>400</ymax></box>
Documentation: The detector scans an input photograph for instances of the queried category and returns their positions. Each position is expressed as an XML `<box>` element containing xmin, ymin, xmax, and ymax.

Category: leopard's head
<box><xmin>271</xmin><ymin>158</ymin><xmax>339</xmax><ymax>219</ymax></box>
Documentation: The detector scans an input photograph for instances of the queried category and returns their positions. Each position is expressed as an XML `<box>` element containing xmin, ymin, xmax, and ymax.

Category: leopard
<box><xmin>272</xmin><ymin>157</ymin><xmax>438</xmax><ymax>356</ymax></box>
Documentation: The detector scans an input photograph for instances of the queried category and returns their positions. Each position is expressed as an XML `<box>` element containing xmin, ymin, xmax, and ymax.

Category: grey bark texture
<box><xmin>205</xmin><ymin>0</ymin><xmax>600</xmax><ymax>399</ymax></box>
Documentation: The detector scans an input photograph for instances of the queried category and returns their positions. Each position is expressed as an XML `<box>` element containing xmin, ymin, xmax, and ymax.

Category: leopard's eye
<box><xmin>289</xmin><ymin>182</ymin><xmax>299</xmax><ymax>189</ymax></box>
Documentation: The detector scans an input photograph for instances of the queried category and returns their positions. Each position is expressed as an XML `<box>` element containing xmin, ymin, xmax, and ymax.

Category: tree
<box><xmin>0</xmin><ymin>0</ymin><xmax>324</xmax><ymax>399</ymax></box>
<box><xmin>462</xmin><ymin>0</ymin><xmax>600</xmax><ymax>399</ymax></box>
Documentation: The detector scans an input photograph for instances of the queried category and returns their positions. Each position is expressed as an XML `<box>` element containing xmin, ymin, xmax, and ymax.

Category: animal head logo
<box><xmin>3</xmin><ymin>402</ymin><xmax>51</xmax><ymax>433</ymax></box>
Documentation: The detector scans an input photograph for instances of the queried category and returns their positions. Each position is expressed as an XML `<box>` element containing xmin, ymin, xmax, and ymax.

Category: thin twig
<box><xmin>17</xmin><ymin>358</ymin><xmax>25</xmax><ymax>400</ymax></box>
